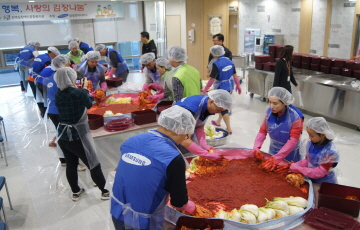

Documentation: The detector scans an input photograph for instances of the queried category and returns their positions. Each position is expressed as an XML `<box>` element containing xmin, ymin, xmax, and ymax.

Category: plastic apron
<box><xmin>213</xmin><ymin>75</ymin><xmax>234</xmax><ymax>91</ymax></box>
<box><xmin>33</xmin><ymin>72</ymin><xmax>45</xmax><ymax>104</ymax></box>
<box><xmin>163</xmin><ymin>70</ymin><xmax>175</xmax><ymax>100</ymax></box>
<box><xmin>111</xmin><ymin>130</ymin><xmax>189</xmax><ymax>230</ymax></box>
<box><xmin>191</xmin><ymin>96</ymin><xmax>208</xmax><ymax>144</ymax></box>
<box><xmin>106</xmin><ymin>49</ymin><xmax>128</xmax><ymax>75</ymax></box>
<box><xmin>79</xmin><ymin>62</ymin><xmax>102</xmax><ymax>90</ymax></box>
<box><xmin>56</xmin><ymin>108</ymin><xmax>100</xmax><ymax>170</ymax></box>
<box><xmin>266</xmin><ymin>106</ymin><xmax>301</xmax><ymax>162</ymax></box>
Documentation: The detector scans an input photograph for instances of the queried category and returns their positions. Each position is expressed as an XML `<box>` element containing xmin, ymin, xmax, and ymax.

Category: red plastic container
<box><xmin>311</xmin><ymin>56</ymin><xmax>321</xmax><ymax>65</ymax></box>
<box><xmin>341</xmin><ymin>68</ymin><xmax>353</xmax><ymax>77</ymax></box>
<box><xmin>304</xmin><ymin>207</ymin><xmax>359</xmax><ymax>230</ymax></box>
<box><xmin>88</xmin><ymin>114</ymin><xmax>104</xmax><ymax>130</ymax></box>
<box><xmin>318</xmin><ymin>182</ymin><xmax>360</xmax><ymax>217</ymax></box>
<box><xmin>310</xmin><ymin>63</ymin><xmax>320</xmax><ymax>71</ymax></box>
<box><xmin>276</xmin><ymin>46</ymin><xmax>284</xmax><ymax>58</ymax></box>
<box><xmin>302</xmin><ymin>55</ymin><xmax>312</xmax><ymax>63</ymax></box>
<box><xmin>156</xmin><ymin>101</ymin><xmax>173</xmax><ymax>114</ymax></box>
<box><xmin>131</xmin><ymin>109</ymin><xmax>157</xmax><ymax>125</ymax></box>
<box><xmin>293</xmin><ymin>53</ymin><xmax>302</xmax><ymax>62</ymax></box>
<box><xmin>106</xmin><ymin>78</ymin><xmax>123</xmax><ymax>87</ymax></box>
<box><xmin>333</xmin><ymin>59</ymin><xmax>346</xmax><ymax>68</ymax></box>
<box><xmin>292</xmin><ymin>61</ymin><xmax>301</xmax><ymax>68</ymax></box>
<box><xmin>268</xmin><ymin>45</ymin><xmax>277</xmax><ymax>53</ymax></box>
<box><xmin>354</xmin><ymin>70</ymin><xmax>360</xmax><ymax>80</ymax></box>
<box><xmin>321</xmin><ymin>58</ymin><xmax>333</xmax><ymax>66</ymax></box>
<box><xmin>255</xmin><ymin>55</ymin><xmax>271</xmax><ymax>63</ymax></box>
<box><xmin>331</xmin><ymin>66</ymin><xmax>342</xmax><ymax>75</ymax></box>
<box><xmin>345</xmin><ymin>60</ymin><xmax>356</xmax><ymax>69</ymax></box>
<box><xmin>175</xmin><ymin>216</ymin><xmax>224</xmax><ymax>230</ymax></box>
<box><xmin>352</xmin><ymin>62</ymin><xmax>360</xmax><ymax>70</ymax></box>
<box><xmin>263</xmin><ymin>62</ymin><xmax>275</xmax><ymax>72</ymax></box>
<box><xmin>320</xmin><ymin>65</ymin><xmax>331</xmax><ymax>74</ymax></box>
<box><xmin>255</xmin><ymin>63</ymin><xmax>264</xmax><ymax>70</ymax></box>
<box><xmin>301</xmin><ymin>62</ymin><xmax>310</xmax><ymax>69</ymax></box>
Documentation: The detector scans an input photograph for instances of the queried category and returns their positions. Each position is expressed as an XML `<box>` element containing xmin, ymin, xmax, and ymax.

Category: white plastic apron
<box><xmin>190</xmin><ymin>96</ymin><xmax>208</xmax><ymax>145</ymax></box>
<box><xmin>33</xmin><ymin>74</ymin><xmax>45</xmax><ymax>103</ymax></box>
<box><xmin>213</xmin><ymin>75</ymin><xmax>234</xmax><ymax>90</ymax></box>
<box><xmin>56</xmin><ymin>108</ymin><xmax>100</xmax><ymax>169</ymax></box>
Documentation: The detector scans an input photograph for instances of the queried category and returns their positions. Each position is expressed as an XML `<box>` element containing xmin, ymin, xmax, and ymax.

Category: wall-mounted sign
<box><xmin>208</xmin><ymin>14</ymin><xmax>222</xmax><ymax>38</ymax></box>
<box><xmin>0</xmin><ymin>2</ymin><xmax>123</xmax><ymax>22</ymax></box>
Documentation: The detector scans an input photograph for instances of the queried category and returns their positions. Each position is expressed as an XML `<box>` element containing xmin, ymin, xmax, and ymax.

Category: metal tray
<box><xmin>206</xmin><ymin>128</ymin><xmax>228</xmax><ymax>147</ymax></box>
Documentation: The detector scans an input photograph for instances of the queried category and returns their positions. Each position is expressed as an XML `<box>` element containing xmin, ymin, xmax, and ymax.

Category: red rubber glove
<box><xmin>195</xmin><ymin>128</ymin><xmax>213</xmax><ymax>151</ymax></box>
<box><xmin>174</xmin><ymin>201</ymin><xmax>196</xmax><ymax>214</ymax></box>
<box><xmin>272</xmin><ymin>137</ymin><xmax>299</xmax><ymax>162</ymax></box>
<box><xmin>100</xmin><ymin>82</ymin><xmax>107</xmax><ymax>92</ymax></box>
<box><xmin>186</xmin><ymin>142</ymin><xmax>222</xmax><ymax>161</ymax></box>
<box><xmin>202</xmin><ymin>79</ymin><xmax>214</xmax><ymax>94</ymax></box>
<box><xmin>234</xmin><ymin>77</ymin><xmax>241</xmax><ymax>94</ymax></box>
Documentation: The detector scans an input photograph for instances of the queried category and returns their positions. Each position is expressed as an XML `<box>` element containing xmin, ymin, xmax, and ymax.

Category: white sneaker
<box><xmin>77</xmin><ymin>164</ymin><xmax>86</xmax><ymax>171</ymax></box>
<box><xmin>72</xmin><ymin>188</ymin><xmax>85</xmax><ymax>201</ymax></box>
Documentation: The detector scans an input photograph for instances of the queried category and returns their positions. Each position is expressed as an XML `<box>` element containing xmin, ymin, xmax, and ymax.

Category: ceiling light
<box><xmin>29</xmin><ymin>0</ymin><xmax>35</xmax><ymax>2</ymax></box>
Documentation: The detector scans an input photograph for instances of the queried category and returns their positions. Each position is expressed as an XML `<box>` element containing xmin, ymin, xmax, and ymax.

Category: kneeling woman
<box><xmin>253</xmin><ymin>87</ymin><xmax>304</xmax><ymax>170</ymax></box>
<box><xmin>289</xmin><ymin>117</ymin><xmax>339</xmax><ymax>184</ymax></box>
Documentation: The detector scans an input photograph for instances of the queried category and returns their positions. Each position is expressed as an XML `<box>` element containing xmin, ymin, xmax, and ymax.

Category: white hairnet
<box><xmin>95</xmin><ymin>44</ymin><xmax>106</xmax><ymax>52</ymax></box>
<box><xmin>307</xmin><ymin>117</ymin><xmax>335</xmax><ymax>140</ymax></box>
<box><xmin>51</xmin><ymin>55</ymin><xmax>70</xmax><ymax>71</ymax></box>
<box><xmin>54</xmin><ymin>67</ymin><xmax>77</xmax><ymax>90</ymax></box>
<box><xmin>33</xmin><ymin>41</ymin><xmax>41</xmax><ymax>47</ymax></box>
<box><xmin>73</xmin><ymin>38</ymin><xmax>80</xmax><ymax>42</ymax></box>
<box><xmin>210</xmin><ymin>45</ymin><xmax>225</xmax><ymax>57</ymax></box>
<box><xmin>208</xmin><ymin>89</ymin><xmax>233</xmax><ymax>110</ymax></box>
<box><xmin>27</xmin><ymin>41</ymin><xmax>34</xmax><ymax>46</ymax></box>
<box><xmin>268</xmin><ymin>87</ymin><xmax>295</xmax><ymax>105</ymax></box>
<box><xmin>140</xmin><ymin>53</ymin><xmax>155</xmax><ymax>64</ymax></box>
<box><xmin>86</xmin><ymin>51</ymin><xmax>101</xmax><ymax>61</ymax></box>
<box><xmin>48</xmin><ymin>47</ymin><xmax>60</xmax><ymax>56</ymax></box>
<box><xmin>167</xmin><ymin>46</ymin><xmax>187</xmax><ymax>62</ymax></box>
<box><xmin>68</xmin><ymin>41</ymin><xmax>79</xmax><ymax>49</ymax></box>
<box><xmin>156</xmin><ymin>58</ymin><xmax>172</xmax><ymax>70</ymax></box>
<box><xmin>158</xmin><ymin>105</ymin><xmax>196</xmax><ymax>135</ymax></box>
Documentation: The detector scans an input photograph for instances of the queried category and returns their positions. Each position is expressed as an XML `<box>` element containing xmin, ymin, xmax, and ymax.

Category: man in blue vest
<box><xmin>95</xmin><ymin>44</ymin><xmax>129</xmax><ymax>82</ymax></box>
<box><xmin>140</xmin><ymin>53</ymin><xmax>161</xmax><ymax>91</ymax></box>
<box><xmin>111</xmin><ymin>106</ymin><xmax>196</xmax><ymax>230</ymax></box>
<box><xmin>18</xmin><ymin>41</ymin><xmax>40</xmax><ymax>92</ymax></box>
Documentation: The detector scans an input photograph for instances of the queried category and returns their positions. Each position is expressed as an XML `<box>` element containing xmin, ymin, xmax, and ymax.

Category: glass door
<box><xmin>155</xmin><ymin>1</ymin><xmax>166</xmax><ymax>58</ymax></box>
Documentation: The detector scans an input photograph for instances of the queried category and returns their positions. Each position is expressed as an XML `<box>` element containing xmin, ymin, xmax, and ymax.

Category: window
<box><xmin>117</xmin><ymin>41</ymin><xmax>141</xmax><ymax>71</ymax></box>
<box><xmin>4</xmin><ymin>52</ymin><xmax>20</xmax><ymax>66</ymax></box>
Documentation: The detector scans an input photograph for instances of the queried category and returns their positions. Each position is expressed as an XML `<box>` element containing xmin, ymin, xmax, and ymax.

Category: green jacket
<box><xmin>67</xmin><ymin>49</ymin><xmax>84</xmax><ymax>65</ymax></box>
<box><xmin>174</xmin><ymin>64</ymin><xmax>200</xmax><ymax>99</ymax></box>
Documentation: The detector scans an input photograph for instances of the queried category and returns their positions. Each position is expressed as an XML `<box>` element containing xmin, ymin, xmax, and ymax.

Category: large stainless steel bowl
<box><xmin>206</xmin><ymin>128</ymin><xmax>228</xmax><ymax>147</ymax></box>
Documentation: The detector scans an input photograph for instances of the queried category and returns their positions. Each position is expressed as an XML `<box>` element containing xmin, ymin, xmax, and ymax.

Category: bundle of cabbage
<box><xmin>103</xmin><ymin>110</ymin><xmax>123</xmax><ymax>117</ymax></box>
<box><xmin>105</xmin><ymin>96</ymin><xmax>132</xmax><ymax>104</ymax></box>
<box><xmin>205</xmin><ymin>125</ymin><xmax>223</xmax><ymax>140</ymax></box>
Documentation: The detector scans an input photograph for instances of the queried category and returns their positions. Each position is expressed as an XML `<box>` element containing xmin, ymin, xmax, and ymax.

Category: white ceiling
<box><xmin>0</xmin><ymin>0</ymin><xmax>172</xmax><ymax>2</ymax></box>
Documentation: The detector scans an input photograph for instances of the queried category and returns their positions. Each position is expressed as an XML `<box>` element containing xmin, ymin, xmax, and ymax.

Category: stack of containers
<box><xmin>301</xmin><ymin>55</ymin><xmax>312</xmax><ymax>70</ymax></box>
<box><xmin>254</xmin><ymin>55</ymin><xmax>271</xmax><ymax>71</ymax></box>
<box><xmin>331</xmin><ymin>59</ymin><xmax>346</xmax><ymax>75</ymax></box>
<box><xmin>276</xmin><ymin>45</ymin><xmax>284</xmax><ymax>58</ymax></box>
<box><xmin>268</xmin><ymin>45</ymin><xmax>277</xmax><ymax>62</ymax></box>
<box><xmin>310</xmin><ymin>55</ymin><xmax>321</xmax><ymax>71</ymax></box>
<box><xmin>292</xmin><ymin>53</ymin><xmax>302</xmax><ymax>68</ymax></box>
<box><xmin>320</xmin><ymin>57</ymin><xmax>333</xmax><ymax>73</ymax></box>
<box><xmin>351</xmin><ymin>62</ymin><xmax>360</xmax><ymax>80</ymax></box>
<box><xmin>342</xmin><ymin>60</ymin><xmax>355</xmax><ymax>77</ymax></box>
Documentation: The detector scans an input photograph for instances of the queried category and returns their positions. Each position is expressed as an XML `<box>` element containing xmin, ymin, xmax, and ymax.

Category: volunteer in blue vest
<box><xmin>18</xmin><ymin>41</ymin><xmax>40</xmax><ymax>92</ymax></box>
<box><xmin>253</xmin><ymin>87</ymin><xmax>304</xmax><ymax>171</ymax></box>
<box><xmin>176</xmin><ymin>89</ymin><xmax>232</xmax><ymax>161</ymax></box>
<box><xmin>69</xmin><ymin>38</ymin><xmax>94</xmax><ymax>54</ymax></box>
<box><xmin>167</xmin><ymin>46</ymin><xmax>201</xmax><ymax>102</ymax></box>
<box><xmin>95</xmin><ymin>44</ymin><xmax>129</xmax><ymax>82</ymax></box>
<box><xmin>140</xmin><ymin>53</ymin><xmax>162</xmax><ymax>89</ymax></box>
<box><xmin>77</xmin><ymin>51</ymin><xmax>107</xmax><ymax>94</ymax></box>
<box><xmin>288</xmin><ymin>117</ymin><xmax>339</xmax><ymax>184</ymax></box>
<box><xmin>67</xmin><ymin>41</ymin><xmax>85</xmax><ymax>65</ymax></box>
<box><xmin>111</xmin><ymin>106</ymin><xmax>196</xmax><ymax>230</ymax></box>
<box><xmin>30</xmin><ymin>46</ymin><xmax>60</xmax><ymax>118</ymax></box>
<box><xmin>203</xmin><ymin>45</ymin><xmax>242</xmax><ymax>135</ymax></box>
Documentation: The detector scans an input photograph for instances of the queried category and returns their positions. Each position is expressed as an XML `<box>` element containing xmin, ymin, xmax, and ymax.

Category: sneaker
<box><xmin>72</xmin><ymin>188</ymin><xmax>85</xmax><ymax>201</ymax></box>
<box><xmin>101</xmin><ymin>192</ymin><xmax>110</xmax><ymax>200</ymax></box>
<box><xmin>61</xmin><ymin>163</ymin><xmax>67</xmax><ymax>167</ymax></box>
<box><xmin>77</xmin><ymin>164</ymin><xmax>86</xmax><ymax>171</ymax></box>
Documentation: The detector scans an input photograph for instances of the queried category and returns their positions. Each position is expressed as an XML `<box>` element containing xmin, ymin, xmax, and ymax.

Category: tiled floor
<box><xmin>0</xmin><ymin>72</ymin><xmax>359</xmax><ymax>230</ymax></box>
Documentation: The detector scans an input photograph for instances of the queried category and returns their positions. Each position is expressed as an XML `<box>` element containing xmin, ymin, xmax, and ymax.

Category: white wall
<box><xmin>144</xmin><ymin>1</ymin><xmax>157</xmax><ymax>43</ymax></box>
<box><xmin>310</xmin><ymin>0</ymin><xmax>327</xmax><ymax>56</ymax></box>
<box><xmin>165</xmin><ymin>0</ymin><xmax>187</xmax><ymax>50</ymax></box>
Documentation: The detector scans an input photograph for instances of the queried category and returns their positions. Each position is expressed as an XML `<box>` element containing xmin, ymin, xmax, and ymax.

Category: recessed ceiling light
<box><xmin>29</xmin><ymin>0</ymin><xmax>35</xmax><ymax>2</ymax></box>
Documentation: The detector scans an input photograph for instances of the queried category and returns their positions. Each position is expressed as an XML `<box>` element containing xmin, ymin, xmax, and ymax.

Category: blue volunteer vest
<box><xmin>38</xmin><ymin>65</ymin><xmax>54</xmax><ymax>86</ymax></box>
<box><xmin>47</xmin><ymin>72</ymin><xmax>59</xmax><ymax>115</ymax></box>
<box><xmin>175</xmin><ymin>95</ymin><xmax>209</xmax><ymax>122</ymax></box>
<box><xmin>32</xmin><ymin>53</ymin><xmax>51</xmax><ymax>75</ymax></box>
<box><xmin>111</xmin><ymin>131</ymin><xmax>181</xmax><ymax>229</ymax></box>
<box><xmin>107</xmin><ymin>48</ymin><xmax>128</xmax><ymax>75</ymax></box>
<box><xmin>306</xmin><ymin>141</ymin><xmax>339</xmax><ymax>184</ymax></box>
<box><xmin>266</xmin><ymin>105</ymin><xmax>304</xmax><ymax>162</ymax></box>
<box><xmin>146</xmin><ymin>65</ymin><xmax>162</xmax><ymax>85</ymax></box>
<box><xmin>19</xmin><ymin>45</ymin><xmax>36</xmax><ymax>67</ymax></box>
<box><xmin>79</xmin><ymin>42</ymin><xmax>94</xmax><ymax>54</ymax></box>
<box><xmin>213</xmin><ymin>56</ymin><xmax>235</xmax><ymax>91</ymax></box>
<box><xmin>77</xmin><ymin>61</ymin><xmax>105</xmax><ymax>90</ymax></box>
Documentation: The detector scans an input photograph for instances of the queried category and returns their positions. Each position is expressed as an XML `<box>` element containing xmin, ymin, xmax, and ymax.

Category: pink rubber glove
<box><xmin>234</xmin><ymin>77</ymin><xmax>241</xmax><ymax>94</ymax></box>
<box><xmin>290</xmin><ymin>164</ymin><xmax>328</xmax><ymax>179</ymax></box>
<box><xmin>253</xmin><ymin>132</ymin><xmax>266</xmax><ymax>150</ymax></box>
<box><xmin>202</xmin><ymin>79</ymin><xmax>214</xmax><ymax>94</ymax></box>
<box><xmin>174</xmin><ymin>201</ymin><xmax>196</xmax><ymax>214</ymax></box>
<box><xmin>186</xmin><ymin>142</ymin><xmax>222</xmax><ymax>161</ymax></box>
<box><xmin>296</xmin><ymin>158</ymin><xmax>309</xmax><ymax>167</ymax></box>
<box><xmin>148</xmin><ymin>83</ymin><xmax>164</xmax><ymax>93</ymax></box>
<box><xmin>146</xmin><ymin>93</ymin><xmax>164</xmax><ymax>103</ymax></box>
<box><xmin>195</xmin><ymin>128</ymin><xmax>213</xmax><ymax>151</ymax></box>
<box><xmin>272</xmin><ymin>137</ymin><xmax>299</xmax><ymax>162</ymax></box>
<box><xmin>142</xmin><ymin>84</ymin><xmax>149</xmax><ymax>92</ymax></box>
<box><xmin>106</xmin><ymin>70</ymin><xmax>115</xmax><ymax>77</ymax></box>
<box><xmin>100</xmin><ymin>82</ymin><xmax>107</xmax><ymax>92</ymax></box>
<box><xmin>71</xmin><ymin>64</ymin><xmax>77</xmax><ymax>71</ymax></box>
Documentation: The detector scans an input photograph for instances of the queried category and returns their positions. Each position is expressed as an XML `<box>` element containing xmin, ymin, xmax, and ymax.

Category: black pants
<box><xmin>29</xmin><ymin>81</ymin><xmax>46</xmax><ymax>117</ymax></box>
<box><xmin>48</xmin><ymin>113</ymin><xmax>66</xmax><ymax>164</ymax></box>
<box><xmin>58</xmin><ymin>139</ymin><xmax>108</xmax><ymax>193</ymax></box>
<box><xmin>116</xmin><ymin>69</ymin><xmax>129</xmax><ymax>82</ymax></box>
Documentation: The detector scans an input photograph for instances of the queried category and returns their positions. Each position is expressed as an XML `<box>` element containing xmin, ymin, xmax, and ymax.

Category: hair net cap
<box><xmin>68</xmin><ymin>41</ymin><xmax>79</xmax><ymax>49</ymax></box>
<box><xmin>86</xmin><ymin>51</ymin><xmax>101</xmax><ymax>61</ymax></box>
<box><xmin>158</xmin><ymin>105</ymin><xmax>196</xmax><ymax>135</ymax></box>
<box><xmin>208</xmin><ymin>89</ymin><xmax>233</xmax><ymax>110</ymax></box>
<box><xmin>307</xmin><ymin>117</ymin><xmax>335</xmax><ymax>140</ymax></box>
<box><xmin>268</xmin><ymin>87</ymin><xmax>295</xmax><ymax>105</ymax></box>
<box><xmin>51</xmin><ymin>55</ymin><xmax>70</xmax><ymax>71</ymax></box>
<box><xmin>95</xmin><ymin>44</ymin><xmax>106</xmax><ymax>52</ymax></box>
<box><xmin>156</xmin><ymin>58</ymin><xmax>172</xmax><ymax>70</ymax></box>
<box><xmin>140</xmin><ymin>53</ymin><xmax>155</xmax><ymax>64</ymax></box>
<box><xmin>48</xmin><ymin>47</ymin><xmax>60</xmax><ymax>56</ymax></box>
<box><xmin>54</xmin><ymin>67</ymin><xmax>77</xmax><ymax>90</ymax></box>
<box><xmin>27</xmin><ymin>41</ymin><xmax>34</xmax><ymax>46</ymax></box>
<box><xmin>210</xmin><ymin>45</ymin><xmax>225</xmax><ymax>57</ymax></box>
<box><xmin>167</xmin><ymin>46</ymin><xmax>188</xmax><ymax>62</ymax></box>
<box><xmin>33</xmin><ymin>41</ymin><xmax>40</xmax><ymax>47</ymax></box>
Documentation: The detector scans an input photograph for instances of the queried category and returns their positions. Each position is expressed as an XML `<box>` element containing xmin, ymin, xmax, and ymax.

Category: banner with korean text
<box><xmin>0</xmin><ymin>2</ymin><xmax>123</xmax><ymax>22</ymax></box>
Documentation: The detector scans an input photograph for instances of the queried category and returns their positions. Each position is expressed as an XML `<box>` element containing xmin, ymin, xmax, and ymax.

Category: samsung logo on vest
<box><xmin>222</xmin><ymin>65</ymin><xmax>232</xmax><ymax>72</ymax></box>
<box><xmin>122</xmin><ymin>153</ymin><xmax>151</xmax><ymax>166</ymax></box>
